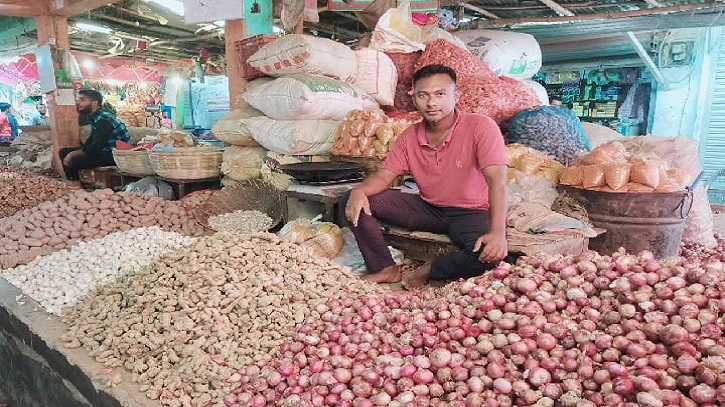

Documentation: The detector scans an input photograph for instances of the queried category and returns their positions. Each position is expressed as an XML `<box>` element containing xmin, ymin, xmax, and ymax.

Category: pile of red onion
<box><xmin>223</xmin><ymin>244</ymin><xmax>725</xmax><ymax>407</ymax></box>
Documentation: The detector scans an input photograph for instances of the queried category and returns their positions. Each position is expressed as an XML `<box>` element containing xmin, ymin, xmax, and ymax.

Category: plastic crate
<box><xmin>234</xmin><ymin>34</ymin><xmax>277</xmax><ymax>80</ymax></box>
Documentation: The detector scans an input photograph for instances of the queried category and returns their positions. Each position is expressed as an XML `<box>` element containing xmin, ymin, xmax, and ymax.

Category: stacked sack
<box><xmin>242</xmin><ymin>34</ymin><xmax>380</xmax><ymax>157</ymax></box>
<box><xmin>212</xmin><ymin>106</ymin><xmax>269</xmax><ymax>185</ymax></box>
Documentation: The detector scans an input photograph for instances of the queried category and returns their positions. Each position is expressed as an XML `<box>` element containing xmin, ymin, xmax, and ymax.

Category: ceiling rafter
<box><xmin>475</xmin><ymin>2</ymin><xmax>725</xmax><ymax>28</ymax></box>
<box><xmin>461</xmin><ymin>3</ymin><xmax>500</xmax><ymax>19</ymax></box>
<box><xmin>643</xmin><ymin>0</ymin><xmax>664</xmax><ymax>7</ymax></box>
<box><xmin>538</xmin><ymin>0</ymin><xmax>575</xmax><ymax>17</ymax></box>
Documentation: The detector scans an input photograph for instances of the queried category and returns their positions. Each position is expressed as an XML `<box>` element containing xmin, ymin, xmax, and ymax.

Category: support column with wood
<box><xmin>225</xmin><ymin>19</ymin><xmax>248</xmax><ymax>110</ymax></box>
<box><xmin>34</xmin><ymin>15</ymin><xmax>79</xmax><ymax>178</ymax></box>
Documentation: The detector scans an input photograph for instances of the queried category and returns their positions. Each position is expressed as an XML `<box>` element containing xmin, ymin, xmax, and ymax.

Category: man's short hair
<box><xmin>78</xmin><ymin>89</ymin><xmax>103</xmax><ymax>105</ymax></box>
<box><xmin>413</xmin><ymin>64</ymin><xmax>457</xmax><ymax>84</ymax></box>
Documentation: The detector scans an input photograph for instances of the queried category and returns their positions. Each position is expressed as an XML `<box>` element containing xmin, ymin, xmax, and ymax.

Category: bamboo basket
<box><xmin>194</xmin><ymin>179</ymin><xmax>285</xmax><ymax>230</ymax></box>
<box><xmin>148</xmin><ymin>147</ymin><xmax>223</xmax><ymax>180</ymax></box>
<box><xmin>112</xmin><ymin>149</ymin><xmax>155</xmax><ymax>176</ymax></box>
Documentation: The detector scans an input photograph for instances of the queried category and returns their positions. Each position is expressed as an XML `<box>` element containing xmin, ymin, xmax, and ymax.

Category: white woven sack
<box><xmin>353</xmin><ymin>49</ymin><xmax>398</xmax><ymax>107</ymax></box>
<box><xmin>247</xmin><ymin>34</ymin><xmax>358</xmax><ymax>82</ymax></box>
<box><xmin>241</xmin><ymin>117</ymin><xmax>339</xmax><ymax>155</ymax></box>
<box><xmin>455</xmin><ymin>30</ymin><xmax>542</xmax><ymax>79</ymax></box>
<box><xmin>221</xmin><ymin>146</ymin><xmax>268</xmax><ymax>181</ymax></box>
<box><xmin>243</xmin><ymin>75</ymin><xmax>378</xmax><ymax>121</ymax></box>
<box><xmin>522</xmin><ymin>79</ymin><xmax>549</xmax><ymax>106</ymax></box>
<box><xmin>211</xmin><ymin>106</ymin><xmax>264</xmax><ymax>147</ymax></box>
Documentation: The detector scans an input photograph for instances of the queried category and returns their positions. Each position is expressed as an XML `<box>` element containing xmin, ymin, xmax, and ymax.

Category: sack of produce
<box><xmin>211</xmin><ymin>105</ymin><xmax>264</xmax><ymax>147</ymax></box>
<box><xmin>241</xmin><ymin>116</ymin><xmax>338</xmax><ymax>155</ymax></box>
<box><xmin>414</xmin><ymin>39</ymin><xmax>496</xmax><ymax>81</ymax></box>
<box><xmin>247</xmin><ymin>34</ymin><xmax>357</xmax><ymax>82</ymax></box>
<box><xmin>506</xmin><ymin>144</ymin><xmax>564</xmax><ymax>184</ymax></box>
<box><xmin>243</xmin><ymin>75</ymin><xmax>378</xmax><ymax>121</ymax></box>
<box><xmin>369</xmin><ymin>0</ymin><xmax>425</xmax><ymax>53</ymax></box>
<box><xmin>456</xmin><ymin>75</ymin><xmax>542</xmax><ymax>130</ymax></box>
<box><xmin>581</xmin><ymin>122</ymin><xmax>623</xmax><ymax>149</ymax></box>
<box><xmin>331</xmin><ymin>109</ymin><xmax>414</xmax><ymax>158</ymax></box>
<box><xmin>454</xmin><ymin>30</ymin><xmax>542</xmax><ymax>79</ymax></box>
<box><xmin>385</xmin><ymin>51</ymin><xmax>422</xmax><ymax>112</ymax></box>
<box><xmin>522</xmin><ymin>79</ymin><xmax>549</xmax><ymax>105</ymax></box>
<box><xmin>508</xmin><ymin>105</ymin><xmax>590</xmax><ymax>164</ymax></box>
<box><xmin>279</xmin><ymin>218</ymin><xmax>344</xmax><ymax>258</ymax></box>
<box><xmin>353</xmin><ymin>49</ymin><xmax>398</xmax><ymax>106</ymax></box>
<box><xmin>221</xmin><ymin>146</ymin><xmax>268</xmax><ymax>181</ymax></box>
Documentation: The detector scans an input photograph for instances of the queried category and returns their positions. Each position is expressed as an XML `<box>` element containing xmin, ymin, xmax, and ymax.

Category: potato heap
<box><xmin>0</xmin><ymin>189</ymin><xmax>206</xmax><ymax>268</ymax></box>
<box><xmin>61</xmin><ymin>233</ymin><xmax>385</xmax><ymax>406</ymax></box>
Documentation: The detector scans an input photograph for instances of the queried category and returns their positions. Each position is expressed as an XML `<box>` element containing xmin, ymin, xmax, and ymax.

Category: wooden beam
<box><xmin>625</xmin><ymin>31</ymin><xmax>669</xmax><ymax>90</ymax></box>
<box><xmin>461</xmin><ymin>3</ymin><xmax>500</xmax><ymax>19</ymax></box>
<box><xmin>225</xmin><ymin>19</ymin><xmax>247</xmax><ymax>110</ymax></box>
<box><xmin>538</xmin><ymin>0</ymin><xmax>575</xmax><ymax>17</ymax></box>
<box><xmin>643</xmin><ymin>0</ymin><xmax>664</xmax><ymax>7</ymax></box>
<box><xmin>475</xmin><ymin>2</ymin><xmax>724</xmax><ymax>28</ymax></box>
<box><xmin>0</xmin><ymin>4</ymin><xmax>41</xmax><ymax>17</ymax></box>
<box><xmin>54</xmin><ymin>0</ymin><xmax>123</xmax><ymax>17</ymax></box>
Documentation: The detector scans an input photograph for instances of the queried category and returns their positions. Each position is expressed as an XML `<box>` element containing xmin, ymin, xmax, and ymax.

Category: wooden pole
<box><xmin>225</xmin><ymin>19</ymin><xmax>248</xmax><ymax>110</ymax></box>
<box><xmin>35</xmin><ymin>15</ymin><xmax>79</xmax><ymax>178</ymax></box>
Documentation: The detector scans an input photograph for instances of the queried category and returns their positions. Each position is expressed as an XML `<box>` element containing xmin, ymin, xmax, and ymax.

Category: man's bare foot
<box><xmin>362</xmin><ymin>265</ymin><xmax>402</xmax><ymax>283</ymax></box>
<box><xmin>65</xmin><ymin>180</ymin><xmax>82</xmax><ymax>189</ymax></box>
<box><xmin>403</xmin><ymin>261</ymin><xmax>432</xmax><ymax>290</ymax></box>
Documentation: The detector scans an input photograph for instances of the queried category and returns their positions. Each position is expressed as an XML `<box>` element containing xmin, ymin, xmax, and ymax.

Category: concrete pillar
<box><xmin>225</xmin><ymin>19</ymin><xmax>248</xmax><ymax>110</ymax></box>
<box><xmin>35</xmin><ymin>15</ymin><xmax>79</xmax><ymax>177</ymax></box>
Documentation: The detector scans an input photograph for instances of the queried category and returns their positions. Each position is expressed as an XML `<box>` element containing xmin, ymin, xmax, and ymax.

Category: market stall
<box><xmin>1</xmin><ymin>1</ymin><xmax>725</xmax><ymax>407</ymax></box>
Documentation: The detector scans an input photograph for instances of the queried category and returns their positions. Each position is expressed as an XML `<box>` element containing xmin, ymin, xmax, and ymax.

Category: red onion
<box><xmin>690</xmin><ymin>384</ymin><xmax>716</xmax><ymax>404</ymax></box>
<box><xmin>492</xmin><ymin>378</ymin><xmax>512</xmax><ymax>394</ymax></box>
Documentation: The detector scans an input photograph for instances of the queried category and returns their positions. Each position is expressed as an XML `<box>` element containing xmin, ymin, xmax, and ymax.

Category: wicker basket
<box><xmin>148</xmin><ymin>147</ymin><xmax>223</xmax><ymax>180</ymax></box>
<box><xmin>194</xmin><ymin>179</ymin><xmax>285</xmax><ymax>231</ymax></box>
<box><xmin>112</xmin><ymin>149</ymin><xmax>155</xmax><ymax>176</ymax></box>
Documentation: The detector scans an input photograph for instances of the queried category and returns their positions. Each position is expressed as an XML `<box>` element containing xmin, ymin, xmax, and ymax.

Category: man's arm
<box><xmin>473</xmin><ymin>164</ymin><xmax>508</xmax><ymax>262</ymax></box>
<box><xmin>81</xmin><ymin>119</ymin><xmax>114</xmax><ymax>155</ymax></box>
<box><xmin>345</xmin><ymin>169</ymin><xmax>399</xmax><ymax>227</ymax></box>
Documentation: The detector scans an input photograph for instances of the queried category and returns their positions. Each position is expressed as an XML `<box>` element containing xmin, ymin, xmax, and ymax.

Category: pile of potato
<box><xmin>0</xmin><ymin>189</ymin><xmax>206</xmax><ymax>268</ymax></box>
<box><xmin>2</xmin><ymin>227</ymin><xmax>197</xmax><ymax>316</ymax></box>
<box><xmin>331</xmin><ymin>109</ymin><xmax>413</xmax><ymax>159</ymax></box>
<box><xmin>61</xmin><ymin>233</ymin><xmax>385</xmax><ymax>406</ymax></box>
<box><xmin>0</xmin><ymin>169</ymin><xmax>76</xmax><ymax>219</ymax></box>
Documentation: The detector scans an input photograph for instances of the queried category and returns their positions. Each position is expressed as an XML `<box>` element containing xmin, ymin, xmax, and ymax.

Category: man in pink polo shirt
<box><xmin>342</xmin><ymin>64</ymin><xmax>509</xmax><ymax>289</ymax></box>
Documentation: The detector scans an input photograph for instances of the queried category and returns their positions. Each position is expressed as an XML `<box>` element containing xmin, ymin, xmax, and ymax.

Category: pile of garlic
<box><xmin>1</xmin><ymin>227</ymin><xmax>197</xmax><ymax>315</ymax></box>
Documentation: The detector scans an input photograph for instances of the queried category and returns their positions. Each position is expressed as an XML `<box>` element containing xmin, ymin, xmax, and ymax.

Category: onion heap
<box><xmin>226</xmin><ymin>246</ymin><xmax>725</xmax><ymax>407</ymax></box>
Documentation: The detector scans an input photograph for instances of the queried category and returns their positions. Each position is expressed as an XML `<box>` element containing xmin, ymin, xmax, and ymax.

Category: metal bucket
<box><xmin>560</xmin><ymin>186</ymin><xmax>693</xmax><ymax>258</ymax></box>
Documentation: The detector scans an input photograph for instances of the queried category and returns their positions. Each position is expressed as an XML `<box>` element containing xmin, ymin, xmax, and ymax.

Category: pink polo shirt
<box><xmin>383</xmin><ymin>111</ymin><xmax>508</xmax><ymax>210</ymax></box>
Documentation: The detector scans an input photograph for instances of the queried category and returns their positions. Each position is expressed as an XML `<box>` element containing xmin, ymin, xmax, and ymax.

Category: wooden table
<box><xmin>285</xmin><ymin>182</ymin><xmax>360</xmax><ymax>224</ymax></box>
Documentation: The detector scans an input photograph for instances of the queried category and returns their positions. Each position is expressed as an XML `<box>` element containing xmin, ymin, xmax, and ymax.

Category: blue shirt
<box><xmin>83</xmin><ymin>107</ymin><xmax>131</xmax><ymax>154</ymax></box>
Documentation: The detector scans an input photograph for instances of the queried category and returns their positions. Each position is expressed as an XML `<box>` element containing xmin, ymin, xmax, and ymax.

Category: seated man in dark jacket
<box><xmin>59</xmin><ymin>89</ymin><xmax>130</xmax><ymax>186</ymax></box>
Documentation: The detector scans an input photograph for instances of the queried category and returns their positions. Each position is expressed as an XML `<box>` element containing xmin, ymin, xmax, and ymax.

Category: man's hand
<box><xmin>345</xmin><ymin>189</ymin><xmax>372</xmax><ymax>227</ymax></box>
<box><xmin>473</xmin><ymin>231</ymin><xmax>508</xmax><ymax>263</ymax></box>
<box><xmin>62</xmin><ymin>150</ymin><xmax>84</xmax><ymax>166</ymax></box>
